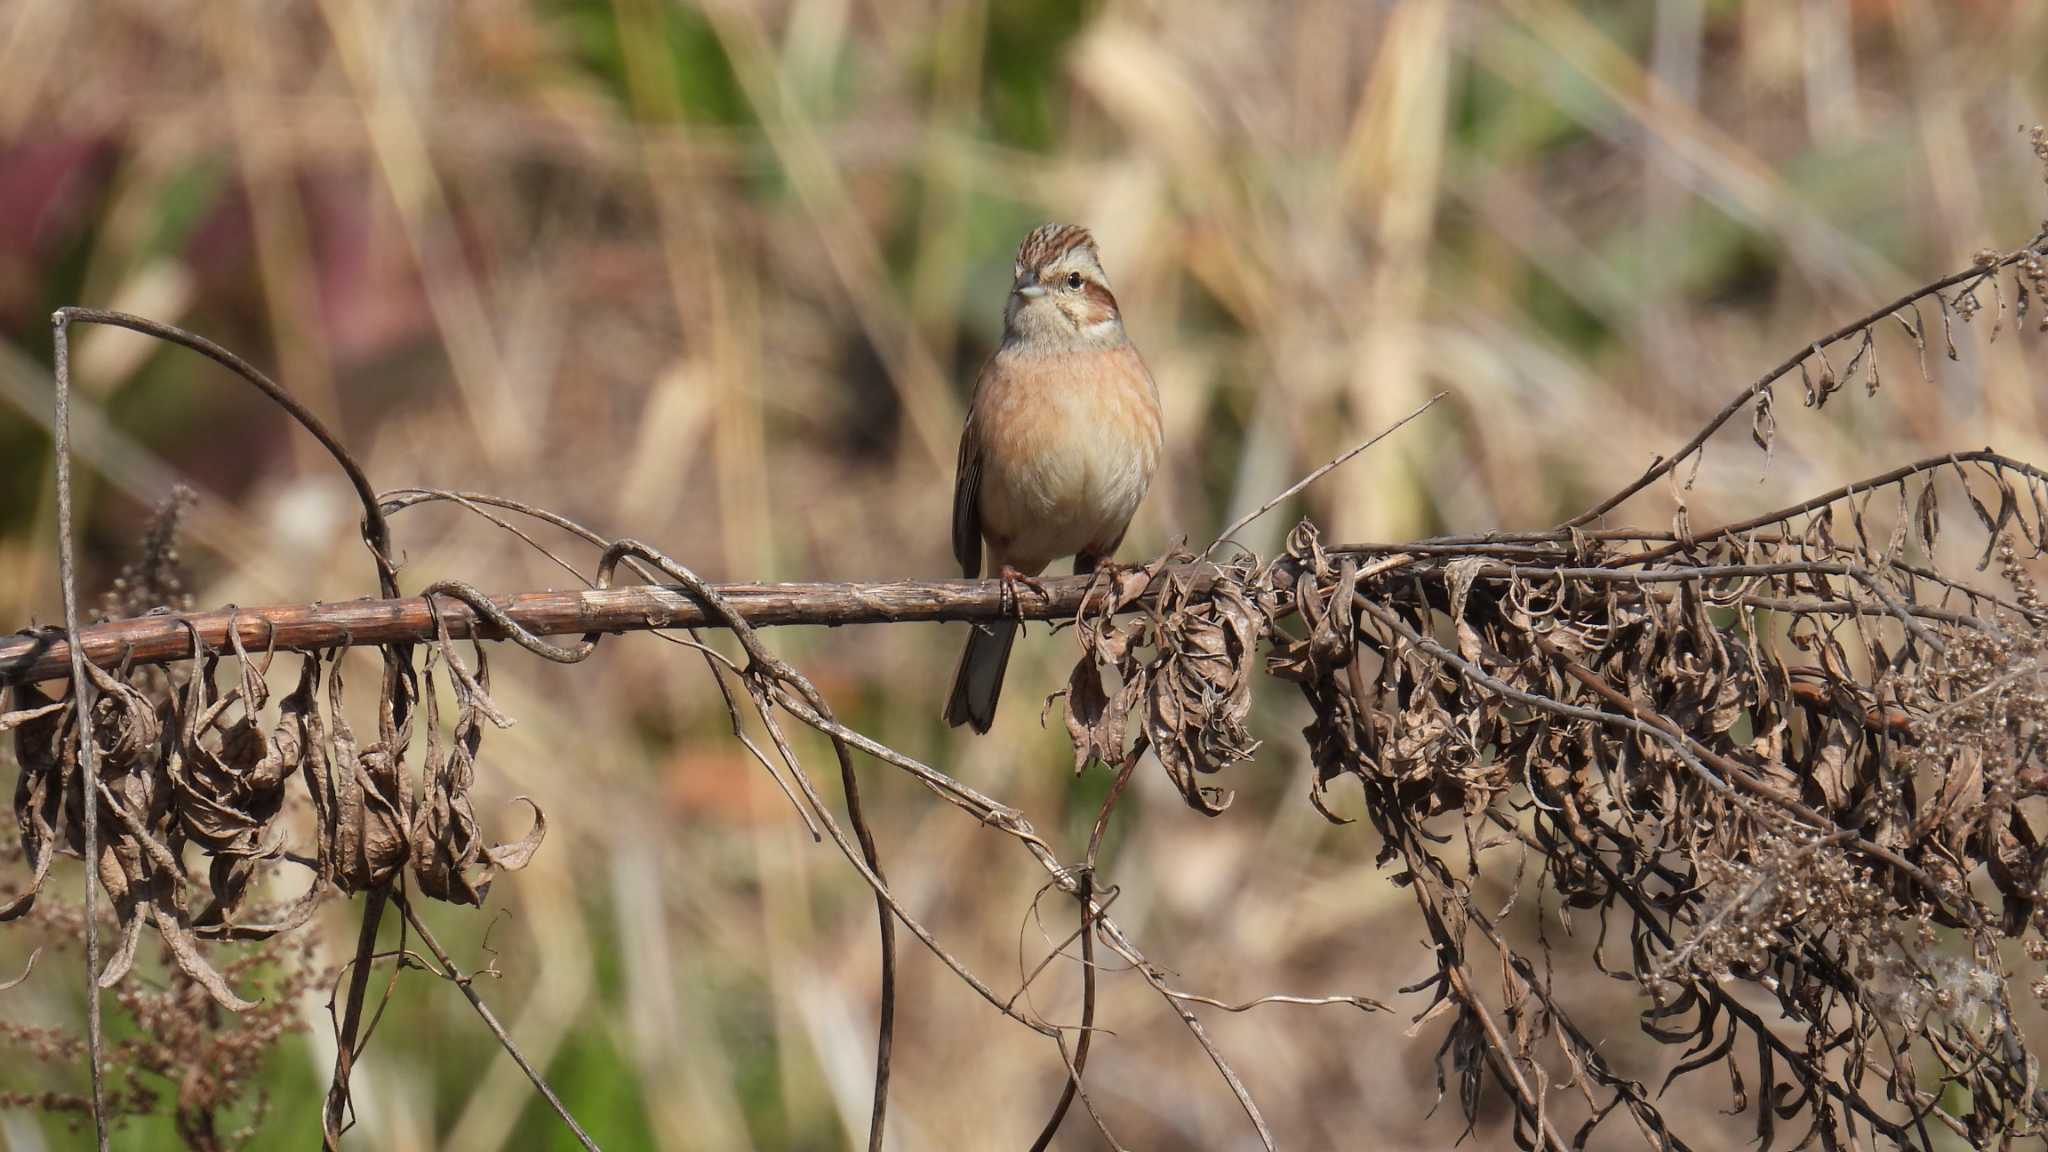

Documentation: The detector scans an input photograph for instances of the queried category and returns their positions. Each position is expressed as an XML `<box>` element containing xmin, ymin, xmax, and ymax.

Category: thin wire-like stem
<box><xmin>1028</xmin><ymin>750</ymin><xmax>1139</xmax><ymax>1152</ymax></box>
<box><xmin>0</xmin><ymin>947</ymin><xmax>41</xmax><ymax>992</ymax></box>
<box><xmin>821</xmin><ymin>680</ymin><xmax>895</xmax><ymax>1152</ymax></box>
<box><xmin>587</xmin><ymin>540</ymin><xmax>897</xmax><ymax>1150</ymax></box>
<box><xmin>1206</xmin><ymin>391</ymin><xmax>1448</xmax><ymax>559</ymax></box>
<box><xmin>1564</xmin><ymin>232</ymin><xmax>2048</xmax><ymax>526</ymax></box>
<box><xmin>50</xmin><ymin>311</ymin><xmax>109</xmax><ymax>1152</ymax></box>
<box><xmin>1393</xmin><ymin>823</ymin><xmax>1572</xmax><ymax>1152</ymax></box>
<box><xmin>392</xmin><ymin>889</ymin><xmax>602</xmax><ymax>1152</ymax></box>
<box><xmin>323</xmin><ymin>887</ymin><xmax>387</xmax><ymax>1149</ymax></box>
<box><xmin>51</xmin><ymin>308</ymin><xmax>399</xmax><ymax>598</ymax></box>
<box><xmin>45</xmin><ymin>308</ymin><xmax>410</xmax><ymax>1151</ymax></box>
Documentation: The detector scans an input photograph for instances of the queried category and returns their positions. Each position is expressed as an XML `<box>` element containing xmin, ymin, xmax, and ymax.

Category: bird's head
<box><xmin>1003</xmin><ymin>223</ymin><xmax>1124</xmax><ymax>350</ymax></box>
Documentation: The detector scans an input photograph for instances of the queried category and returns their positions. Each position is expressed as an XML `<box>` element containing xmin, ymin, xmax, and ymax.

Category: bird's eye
<box><xmin>1066</xmin><ymin>272</ymin><xmax>1084</xmax><ymax>289</ymax></box>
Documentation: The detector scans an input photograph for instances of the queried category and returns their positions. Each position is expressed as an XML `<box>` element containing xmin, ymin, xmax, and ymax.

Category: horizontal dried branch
<box><xmin>0</xmin><ymin>570</ymin><xmax>1203</xmax><ymax>686</ymax></box>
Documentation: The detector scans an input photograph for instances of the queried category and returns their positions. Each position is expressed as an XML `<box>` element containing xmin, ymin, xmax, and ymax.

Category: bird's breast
<box><xmin>972</xmin><ymin>344</ymin><xmax>1162</xmax><ymax>572</ymax></box>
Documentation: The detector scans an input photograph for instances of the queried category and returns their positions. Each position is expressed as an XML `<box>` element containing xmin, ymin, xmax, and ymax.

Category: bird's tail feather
<box><xmin>944</xmin><ymin>620</ymin><xmax>1018</xmax><ymax>733</ymax></box>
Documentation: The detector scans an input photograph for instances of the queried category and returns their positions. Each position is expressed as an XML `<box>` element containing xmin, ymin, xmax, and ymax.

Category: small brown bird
<box><xmin>945</xmin><ymin>224</ymin><xmax>1163</xmax><ymax>732</ymax></box>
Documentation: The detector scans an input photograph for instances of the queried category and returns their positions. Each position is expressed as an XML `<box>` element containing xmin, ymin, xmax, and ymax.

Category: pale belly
<box><xmin>974</xmin><ymin>348</ymin><xmax>1161</xmax><ymax>574</ymax></box>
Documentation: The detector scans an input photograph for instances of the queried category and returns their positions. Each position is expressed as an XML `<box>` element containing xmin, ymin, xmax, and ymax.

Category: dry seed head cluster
<box><xmin>1686</xmin><ymin>833</ymin><xmax>1889</xmax><ymax>980</ymax></box>
<box><xmin>98</xmin><ymin>486</ymin><xmax>196</xmax><ymax>622</ymax></box>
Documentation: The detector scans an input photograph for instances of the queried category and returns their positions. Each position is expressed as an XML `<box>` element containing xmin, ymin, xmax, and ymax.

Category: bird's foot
<box><xmin>1081</xmin><ymin>556</ymin><xmax>1126</xmax><ymax>582</ymax></box>
<box><xmin>997</xmin><ymin>565</ymin><xmax>1049</xmax><ymax>620</ymax></box>
<box><xmin>1075</xmin><ymin>555</ymin><xmax>1128</xmax><ymax>613</ymax></box>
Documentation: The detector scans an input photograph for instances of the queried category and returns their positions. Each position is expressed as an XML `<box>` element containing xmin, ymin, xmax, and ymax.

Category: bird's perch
<box><xmin>0</xmin><ymin>570</ymin><xmax>1200</xmax><ymax>687</ymax></box>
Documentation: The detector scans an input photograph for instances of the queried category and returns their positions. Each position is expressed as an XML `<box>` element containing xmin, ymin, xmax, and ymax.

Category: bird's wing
<box><xmin>952</xmin><ymin>405</ymin><xmax>983</xmax><ymax>579</ymax></box>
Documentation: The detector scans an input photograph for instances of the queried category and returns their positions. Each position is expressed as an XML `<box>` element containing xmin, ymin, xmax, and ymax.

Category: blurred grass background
<box><xmin>1</xmin><ymin>1</ymin><xmax>2046</xmax><ymax>1148</ymax></box>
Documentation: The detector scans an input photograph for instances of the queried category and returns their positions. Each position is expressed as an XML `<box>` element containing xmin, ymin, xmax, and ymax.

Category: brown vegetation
<box><xmin>8</xmin><ymin>5</ymin><xmax>2048</xmax><ymax>1150</ymax></box>
<box><xmin>10</xmin><ymin>210</ymin><xmax>2048</xmax><ymax>1148</ymax></box>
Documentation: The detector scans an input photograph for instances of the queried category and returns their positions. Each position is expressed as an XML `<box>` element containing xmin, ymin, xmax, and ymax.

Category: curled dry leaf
<box><xmin>1061</xmin><ymin>653</ymin><xmax>1131</xmax><ymax>774</ymax></box>
<box><xmin>2</xmin><ymin>682</ymin><xmax>70</xmax><ymax>921</ymax></box>
<box><xmin>1055</xmin><ymin>552</ymin><xmax>1260</xmax><ymax>814</ymax></box>
<box><xmin>411</xmin><ymin>639</ymin><xmax>541</xmax><ymax>906</ymax></box>
<box><xmin>170</xmin><ymin>640</ymin><xmax>294</xmax><ymax>931</ymax></box>
<box><xmin>1</xmin><ymin>658</ymin><xmax>262</xmax><ymax>1008</ymax></box>
<box><xmin>304</xmin><ymin>654</ymin><xmax>417</xmax><ymax>893</ymax></box>
<box><xmin>4</xmin><ymin>591</ymin><xmax>544</xmax><ymax>1012</ymax></box>
<box><xmin>1146</xmin><ymin>580</ymin><xmax>1259</xmax><ymax>814</ymax></box>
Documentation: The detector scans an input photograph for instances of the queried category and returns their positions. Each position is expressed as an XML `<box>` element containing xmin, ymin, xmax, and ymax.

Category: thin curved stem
<box><xmin>1564</xmin><ymin>233</ymin><xmax>2048</xmax><ymax>527</ymax></box>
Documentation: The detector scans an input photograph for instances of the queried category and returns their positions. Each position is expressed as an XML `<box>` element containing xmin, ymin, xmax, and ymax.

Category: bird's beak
<box><xmin>1014</xmin><ymin>284</ymin><xmax>1046</xmax><ymax>299</ymax></box>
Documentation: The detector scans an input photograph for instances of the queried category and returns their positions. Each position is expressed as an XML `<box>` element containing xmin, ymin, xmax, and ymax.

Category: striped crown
<box><xmin>1016</xmin><ymin>223</ymin><xmax>1097</xmax><ymax>272</ymax></box>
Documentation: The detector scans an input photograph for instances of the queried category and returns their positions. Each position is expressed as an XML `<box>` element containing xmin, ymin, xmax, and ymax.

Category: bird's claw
<box><xmin>997</xmin><ymin>565</ymin><xmax>1049</xmax><ymax>621</ymax></box>
<box><xmin>1076</xmin><ymin>557</ymin><xmax>1129</xmax><ymax>613</ymax></box>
